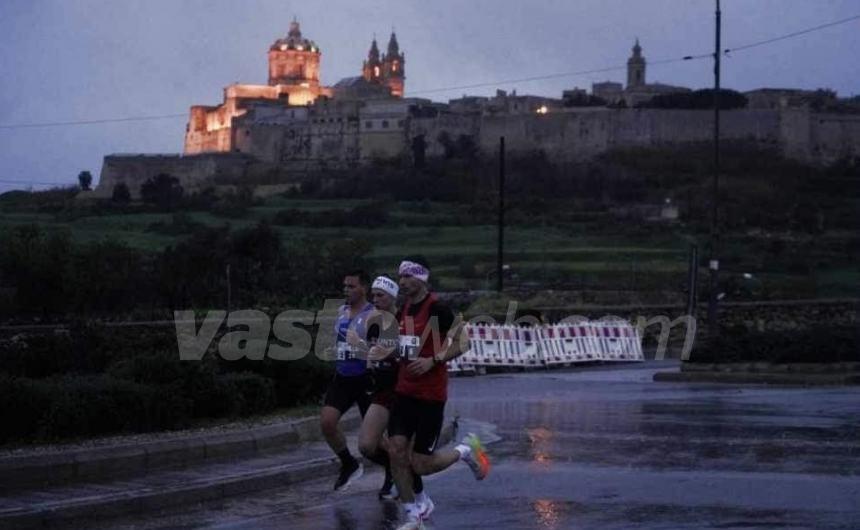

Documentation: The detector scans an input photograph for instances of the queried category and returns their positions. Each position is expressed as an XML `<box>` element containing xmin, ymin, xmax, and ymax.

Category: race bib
<box><xmin>399</xmin><ymin>335</ymin><xmax>421</xmax><ymax>361</ymax></box>
<box><xmin>336</xmin><ymin>342</ymin><xmax>358</xmax><ymax>361</ymax></box>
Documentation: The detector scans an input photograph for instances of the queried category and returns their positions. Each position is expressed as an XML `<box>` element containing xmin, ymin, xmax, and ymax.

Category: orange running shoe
<box><xmin>461</xmin><ymin>433</ymin><xmax>491</xmax><ymax>480</ymax></box>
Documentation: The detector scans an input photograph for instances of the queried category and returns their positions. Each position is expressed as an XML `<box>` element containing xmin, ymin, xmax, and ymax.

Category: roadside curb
<box><xmin>0</xmin><ymin>413</ymin><xmax>460</xmax><ymax>529</ymax></box>
<box><xmin>653</xmin><ymin>370</ymin><xmax>860</xmax><ymax>385</ymax></box>
<box><xmin>0</xmin><ymin>456</ymin><xmax>340</xmax><ymax>530</ymax></box>
<box><xmin>0</xmin><ymin>413</ymin><xmax>359</xmax><ymax>491</ymax></box>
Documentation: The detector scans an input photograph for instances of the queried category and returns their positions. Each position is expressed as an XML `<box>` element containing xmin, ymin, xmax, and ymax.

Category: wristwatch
<box><xmin>432</xmin><ymin>354</ymin><xmax>444</xmax><ymax>366</ymax></box>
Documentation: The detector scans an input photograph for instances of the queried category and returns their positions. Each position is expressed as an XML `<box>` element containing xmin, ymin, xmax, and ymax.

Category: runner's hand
<box><xmin>406</xmin><ymin>357</ymin><xmax>435</xmax><ymax>376</ymax></box>
<box><xmin>346</xmin><ymin>329</ymin><xmax>362</xmax><ymax>347</ymax></box>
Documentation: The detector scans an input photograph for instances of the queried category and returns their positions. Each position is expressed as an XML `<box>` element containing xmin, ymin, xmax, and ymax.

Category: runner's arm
<box><xmin>432</xmin><ymin>314</ymin><xmax>468</xmax><ymax>365</ymax></box>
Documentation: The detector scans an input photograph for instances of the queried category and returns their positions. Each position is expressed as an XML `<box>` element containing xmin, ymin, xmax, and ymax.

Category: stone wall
<box><xmin>409</xmin><ymin>112</ymin><xmax>480</xmax><ymax>158</ymax></box>
<box><xmin>104</xmin><ymin>107</ymin><xmax>859</xmax><ymax>194</ymax></box>
<box><xmin>478</xmin><ymin>109</ymin><xmax>784</xmax><ymax>162</ymax></box>
<box><xmin>93</xmin><ymin>153</ymin><xmax>253</xmax><ymax>199</ymax></box>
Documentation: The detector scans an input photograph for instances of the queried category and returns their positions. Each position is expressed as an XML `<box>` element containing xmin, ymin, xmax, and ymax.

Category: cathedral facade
<box><xmin>184</xmin><ymin>20</ymin><xmax>404</xmax><ymax>155</ymax></box>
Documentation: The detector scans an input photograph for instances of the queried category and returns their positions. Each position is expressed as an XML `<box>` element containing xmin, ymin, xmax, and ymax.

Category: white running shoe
<box><xmin>396</xmin><ymin>503</ymin><xmax>424</xmax><ymax>530</ymax></box>
<box><xmin>417</xmin><ymin>492</ymin><xmax>435</xmax><ymax>520</ymax></box>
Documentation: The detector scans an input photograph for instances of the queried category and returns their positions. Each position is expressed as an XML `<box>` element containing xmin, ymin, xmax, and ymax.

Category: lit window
<box><xmin>280</xmin><ymin>44</ymin><xmax>287</xmax><ymax>51</ymax></box>
<box><xmin>374</xmin><ymin>66</ymin><xmax>380</xmax><ymax>77</ymax></box>
<box><xmin>392</xmin><ymin>62</ymin><xmax>398</xmax><ymax>72</ymax></box>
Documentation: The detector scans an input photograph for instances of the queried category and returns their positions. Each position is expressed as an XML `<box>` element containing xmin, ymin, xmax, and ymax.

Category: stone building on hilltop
<box><xmin>183</xmin><ymin>20</ymin><xmax>405</xmax><ymax>157</ymax></box>
<box><xmin>94</xmin><ymin>27</ymin><xmax>860</xmax><ymax>199</ymax></box>
<box><xmin>592</xmin><ymin>39</ymin><xmax>690</xmax><ymax>106</ymax></box>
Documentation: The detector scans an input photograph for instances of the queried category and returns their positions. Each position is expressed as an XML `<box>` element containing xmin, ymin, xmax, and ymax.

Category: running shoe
<box><xmin>417</xmin><ymin>492</ymin><xmax>435</xmax><ymax>520</ymax></box>
<box><xmin>396</xmin><ymin>503</ymin><xmax>424</xmax><ymax>530</ymax></box>
<box><xmin>461</xmin><ymin>433</ymin><xmax>491</xmax><ymax>480</ymax></box>
<box><xmin>333</xmin><ymin>460</ymin><xmax>363</xmax><ymax>491</ymax></box>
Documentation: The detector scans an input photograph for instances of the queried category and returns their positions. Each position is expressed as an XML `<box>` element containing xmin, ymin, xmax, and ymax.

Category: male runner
<box><xmin>349</xmin><ymin>276</ymin><xmax>427</xmax><ymax>504</ymax></box>
<box><xmin>320</xmin><ymin>270</ymin><xmax>375</xmax><ymax>491</ymax></box>
<box><xmin>388</xmin><ymin>257</ymin><xmax>491</xmax><ymax>527</ymax></box>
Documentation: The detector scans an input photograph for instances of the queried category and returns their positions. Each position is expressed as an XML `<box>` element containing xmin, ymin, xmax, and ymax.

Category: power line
<box><xmin>0</xmin><ymin>113</ymin><xmax>186</xmax><ymax>130</ymax></box>
<box><xmin>725</xmin><ymin>13</ymin><xmax>860</xmax><ymax>54</ymax></box>
<box><xmin>0</xmin><ymin>179</ymin><xmax>77</xmax><ymax>187</ymax></box>
<box><xmin>410</xmin><ymin>56</ymin><xmax>711</xmax><ymax>96</ymax></box>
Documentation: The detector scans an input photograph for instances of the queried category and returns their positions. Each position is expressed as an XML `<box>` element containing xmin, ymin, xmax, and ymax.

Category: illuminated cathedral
<box><xmin>184</xmin><ymin>19</ymin><xmax>405</xmax><ymax>154</ymax></box>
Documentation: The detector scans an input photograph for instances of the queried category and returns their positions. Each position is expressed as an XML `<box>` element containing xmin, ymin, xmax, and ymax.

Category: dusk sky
<box><xmin>1</xmin><ymin>0</ymin><xmax>858</xmax><ymax>192</ymax></box>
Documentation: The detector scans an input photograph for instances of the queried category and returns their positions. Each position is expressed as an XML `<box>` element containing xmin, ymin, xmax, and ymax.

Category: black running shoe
<box><xmin>333</xmin><ymin>460</ymin><xmax>363</xmax><ymax>491</ymax></box>
<box><xmin>378</xmin><ymin>474</ymin><xmax>397</xmax><ymax>500</ymax></box>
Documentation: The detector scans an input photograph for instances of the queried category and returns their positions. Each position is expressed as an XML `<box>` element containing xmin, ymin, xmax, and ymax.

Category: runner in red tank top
<box><xmin>387</xmin><ymin>256</ymin><xmax>491</xmax><ymax>528</ymax></box>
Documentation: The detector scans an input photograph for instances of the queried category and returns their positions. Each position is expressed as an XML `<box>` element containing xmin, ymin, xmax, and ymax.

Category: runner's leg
<box><xmin>321</xmin><ymin>375</ymin><xmax>363</xmax><ymax>490</ymax></box>
<box><xmin>388</xmin><ymin>394</ymin><xmax>419</xmax><ymax>504</ymax></box>
<box><xmin>359</xmin><ymin>403</ymin><xmax>390</xmax><ymax>465</ymax></box>
<box><xmin>389</xmin><ymin>434</ymin><xmax>414</xmax><ymax>503</ymax></box>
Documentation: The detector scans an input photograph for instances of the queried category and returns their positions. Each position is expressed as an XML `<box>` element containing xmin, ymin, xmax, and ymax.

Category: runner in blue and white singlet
<box><xmin>320</xmin><ymin>270</ymin><xmax>375</xmax><ymax>491</ymax></box>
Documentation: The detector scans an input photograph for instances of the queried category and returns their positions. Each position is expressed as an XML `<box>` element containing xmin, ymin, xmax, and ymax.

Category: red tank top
<box><xmin>396</xmin><ymin>292</ymin><xmax>449</xmax><ymax>402</ymax></box>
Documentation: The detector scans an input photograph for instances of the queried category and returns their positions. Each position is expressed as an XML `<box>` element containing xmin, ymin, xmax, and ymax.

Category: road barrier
<box><xmin>451</xmin><ymin>320</ymin><xmax>643</xmax><ymax>373</ymax></box>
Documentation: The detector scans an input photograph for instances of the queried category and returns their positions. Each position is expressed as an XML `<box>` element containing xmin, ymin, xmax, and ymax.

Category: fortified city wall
<box><xmin>94</xmin><ymin>108</ymin><xmax>860</xmax><ymax>198</ymax></box>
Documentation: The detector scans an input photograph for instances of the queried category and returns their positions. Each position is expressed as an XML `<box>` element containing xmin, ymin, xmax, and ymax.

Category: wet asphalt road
<box><xmin>99</xmin><ymin>361</ymin><xmax>860</xmax><ymax>529</ymax></box>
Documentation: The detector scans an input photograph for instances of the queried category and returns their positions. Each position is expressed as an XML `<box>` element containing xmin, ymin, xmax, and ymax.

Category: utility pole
<box><xmin>497</xmin><ymin>136</ymin><xmax>505</xmax><ymax>292</ymax></box>
<box><xmin>226</xmin><ymin>264</ymin><xmax>232</xmax><ymax>314</ymax></box>
<box><xmin>707</xmin><ymin>0</ymin><xmax>722</xmax><ymax>338</ymax></box>
<box><xmin>687</xmin><ymin>244</ymin><xmax>699</xmax><ymax>318</ymax></box>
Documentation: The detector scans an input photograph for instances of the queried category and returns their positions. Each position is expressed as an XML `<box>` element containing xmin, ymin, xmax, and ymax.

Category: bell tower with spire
<box><xmin>382</xmin><ymin>31</ymin><xmax>405</xmax><ymax>97</ymax></box>
<box><xmin>362</xmin><ymin>37</ymin><xmax>383</xmax><ymax>83</ymax></box>
<box><xmin>627</xmin><ymin>38</ymin><xmax>646</xmax><ymax>88</ymax></box>
<box><xmin>361</xmin><ymin>31</ymin><xmax>405</xmax><ymax>98</ymax></box>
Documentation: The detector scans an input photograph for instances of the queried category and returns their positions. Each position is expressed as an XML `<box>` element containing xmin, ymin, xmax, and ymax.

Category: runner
<box><xmin>319</xmin><ymin>270</ymin><xmax>375</xmax><ymax>491</ymax></box>
<box><xmin>388</xmin><ymin>256</ymin><xmax>491</xmax><ymax>527</ymax></box>
<box><xmin>349</xmin><ymin>275</ymin><xmax>425</xmax><ymax>502</ymax></box>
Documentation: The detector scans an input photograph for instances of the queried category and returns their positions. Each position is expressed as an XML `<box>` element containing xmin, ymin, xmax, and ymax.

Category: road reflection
<box><xmin>533</xmin><ymin>499</ymin><xmax>563</xmax><ymax>528</ymax></box>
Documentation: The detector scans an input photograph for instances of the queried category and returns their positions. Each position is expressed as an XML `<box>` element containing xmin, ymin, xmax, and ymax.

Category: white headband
<box><xmin>372</xmin><ymin>276</ymin><xmax>399</xmax><ymax>297</ymax></box>
<box><xmin>398</xmin><ymin>260</ymin><xmax>429</xmax><ymax>283</ymax></box>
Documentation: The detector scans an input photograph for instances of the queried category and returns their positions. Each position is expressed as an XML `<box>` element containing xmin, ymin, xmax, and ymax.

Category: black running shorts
<box><xmin>323</xmin><ymin>373</ymin><xmax>371</xmax><ymax>416</ymax></box>
<box><xmin>367</xmin><ymin>368</ymin><xmax>398</xmax><ymax>410</ymax></box>
<box><xmin>388</xmin><ymin>393</ymin><xmax>445</xmax><ymax>455</ymax></box>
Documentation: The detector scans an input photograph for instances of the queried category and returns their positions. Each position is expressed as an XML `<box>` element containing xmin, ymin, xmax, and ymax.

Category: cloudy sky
<box><xmin>1</xmin><ymin>0</ymin><xmax>858</xmax><ymax>192</ymax></box>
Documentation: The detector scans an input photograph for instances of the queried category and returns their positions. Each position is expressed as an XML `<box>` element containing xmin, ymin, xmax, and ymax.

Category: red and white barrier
<box><xmin>452</xmin><ymin>320</ymin><xmax>643</xmax><ymax>373</ymax></box>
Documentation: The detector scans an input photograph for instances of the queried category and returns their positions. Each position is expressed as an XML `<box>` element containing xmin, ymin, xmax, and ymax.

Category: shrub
<box><xmin>0</xmin><ymin>375</ymin><xmax>53</xmax><ymax>442</ymax></box>
<box><xmin>0</xmin><ymin>326</ymin><xmax>108</xmax><ymax>378</ymax></box>
<box><xmin>249</xmin><ymin>355</ymin><xmax>333</xmax><ymax>408</ymax></box>
<box><xmin>690</xmin><ymin>325</ymin><xmax>860</xmax><ymax>364</ymax></box>
<box><xmin>140</xmin><ymin>173</ymin><xmax>184</xmax><ymax>211</ymax></box>
<box><xmin>37</xmin><ymin>375</ymin><xmax>190</xmax><ymax>440</ymax></box>
<box><xmin>111</xmin><ymin>182</ymin><xmax>131</xmax><ymax>203</ymax></box>
<box><xmin>0</xmin><ymin>374</ymin><xmax>190</xmax><ymax>443</ymax></box>
<box><xmin>219</xmin><ymin>371</ymin><xmax>277</xmax><ymax>416</ymax></box>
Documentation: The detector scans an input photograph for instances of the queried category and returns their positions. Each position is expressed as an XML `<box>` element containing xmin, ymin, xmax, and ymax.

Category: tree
<box><xmin>639</xmin><ymin>89</ymin><xmax>747</xmax><ymax>110</ymax></box>
<box><xmin>140</xmin><ymin>173</ymin><xmax>184</xmax><ymax>211</ymax></box>
<box><xmin>77</xmin><ymin>171</ymin><xmax>93</xmax><ymax>191</ymax></box>
<box><xmin>112</xmin><ymin>183</ymin><xmax>131</xmax><ymax>203</ymax></box>
<box><xmin>411</xmin><ymin>135</ymin><xmax>426</xmax><ymax>169</ymax></box>
<box><xmin>563</xmin><ymin>93</ymin><xmax>607</xmax><ymax>107</ymax></box>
